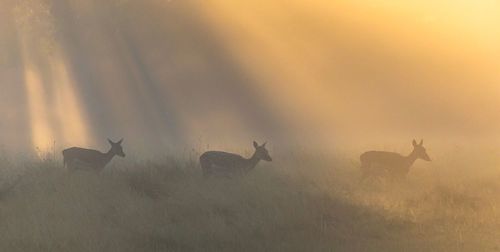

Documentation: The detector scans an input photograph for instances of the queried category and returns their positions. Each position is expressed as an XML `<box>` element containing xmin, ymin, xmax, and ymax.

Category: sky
<box><xmin>0</xmin><ymin>0</ymin><xmax>499</xmax><ymax>155</ymax></box>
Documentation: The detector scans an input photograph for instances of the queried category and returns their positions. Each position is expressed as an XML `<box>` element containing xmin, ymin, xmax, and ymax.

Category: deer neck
<box><xmin>103</xmin><ymin>150</ymin><xmax>116</xmax><ymax>165</ymax></box>
<box><xmin>245</xmin><ymin>152</ymin><xmax>261</xmax><ymax>171</ymax></box>
<box><xmin>405</xmin><ymin>150</ymin><xmax>419</xmax><ymax>167</ymax></box>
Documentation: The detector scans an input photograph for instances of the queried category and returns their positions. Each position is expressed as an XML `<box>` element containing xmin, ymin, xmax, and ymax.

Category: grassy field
<box><xmin>0</xmin><ymin>149</ymin><xmax>498</xmax><ymax>251</ymax></box>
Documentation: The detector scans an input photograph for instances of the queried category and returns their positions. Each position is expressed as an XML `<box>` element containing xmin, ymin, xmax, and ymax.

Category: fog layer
<box><xmin>1</xmin><ymin>0</ymin><xmax>499</xmax><ymax>154</ymax></box>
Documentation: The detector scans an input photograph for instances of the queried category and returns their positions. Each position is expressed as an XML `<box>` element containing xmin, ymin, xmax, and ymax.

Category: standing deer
<box><xmin>360</xmin><ymin>139</ymin><xmax>431</xmax><ymax>180</ymax></box>
<box><xmin>62</xmin><ymin>139</ymin><xmax>125</xmax><ymax>171</ymax></box>
<box><xmin>200</xmin><ymin>141</ymin><xmax>272</xmax><ymax>177</ymax></box>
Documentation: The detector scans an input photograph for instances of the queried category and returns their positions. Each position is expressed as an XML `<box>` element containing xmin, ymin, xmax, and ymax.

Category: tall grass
<box><xmin>0</xmin><ymin>150</ymin><xmax>497</xmax><ymax>251</ymax></box>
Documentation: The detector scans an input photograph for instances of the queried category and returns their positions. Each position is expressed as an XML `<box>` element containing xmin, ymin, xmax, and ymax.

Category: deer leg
<box><xmin>359</xmin><ymin>162</ymin><xmax>371</xmax><ymax>182</ymax></box>
<box><xmin>201</xmin><ymin>162</ymin><xmax>212</xmax><ymax>178</ymax></box>
<box><xmin>66</xmin><ymin>159</ymin><xmax>77</xmax><ymax>172</ymax></box>
<box><xmin>203</xmin><ymin>169</ymin><xmax>211</xmax><ymax>178</ymax></box>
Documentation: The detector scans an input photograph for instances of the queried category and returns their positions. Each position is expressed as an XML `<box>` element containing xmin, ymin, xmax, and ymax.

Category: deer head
<box><xmin>253</xmin><ymin>141</ymin><xmax>272</xmax><ymax>162</ymax></box>
<box><xmin>412</xmin><ymin>139</ymin><xmax>430</xmax><ymax>161</ymax></box>
<box><xmin>108</xmin><ymin>138</ymin><xmax>126</xmax><ymax>157</ymax></box>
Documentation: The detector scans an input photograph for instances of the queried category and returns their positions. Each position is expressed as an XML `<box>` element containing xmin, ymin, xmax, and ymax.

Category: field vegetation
<box><xmin>0</xmin><ymin>148</ymin><xmax>497</xmax><ymax>251</ymax></box>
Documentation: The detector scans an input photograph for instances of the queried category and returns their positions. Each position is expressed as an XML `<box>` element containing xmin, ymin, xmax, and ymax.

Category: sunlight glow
<box><xmin>3</xmin><ymin>0</ymin><xmax>500</xmax><ymax>153</ymax></box>
<box><xmin>21</xmin><ymin>49</ymin><xmax>92</xmax><ymax>152</ymax></box>
<box><xmin>51</xmin><ymin>57</ymin><xmax>92</xmax><ymax>148</ymax></box>
<box><xmin>23</xmin><ymin>63</ymin><xmax>55</xmax><ymax>151</ymax></box>
<box><xmin>193</xmin><ymin>0</ymin><xmax>500</xmax><ymax>146</ymax></box>
<box><xmin>16</xmin><ymin>11</ymin><xmax>92</xmax><ymax>152</ymax></box>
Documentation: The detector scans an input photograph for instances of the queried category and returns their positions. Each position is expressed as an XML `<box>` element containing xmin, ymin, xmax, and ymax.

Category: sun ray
<box><xmin>14</xmin><ymin>1</ymin><xmax>93</xmax><ymax>152</ymax></box>
<box><xmin>50</xmin><ymin>55</ymin><xmax>92</xmax><ymax>148</ymax></box>
<box><xmin>22</xmin><ymin>56</ymin><xmax>55</xmax><ymax>151</ymax></box>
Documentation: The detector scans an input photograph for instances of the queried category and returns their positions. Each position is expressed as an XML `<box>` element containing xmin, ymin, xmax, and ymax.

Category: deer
<box><xmin>200</xmin><ymin>141</ymin><xmax>272</xmax><ymax>177</ymax></box>
<box><xmin>62</xmin><ymin>139</ymin><xmax>125</xmax><ymax>171</ymax></box>
<box><xmin>360</xmin><ymin>139</ymin><xmax>431</xmax><ymax>181</ymax></box>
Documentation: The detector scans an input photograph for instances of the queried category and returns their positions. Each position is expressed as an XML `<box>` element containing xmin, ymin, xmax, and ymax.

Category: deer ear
<box><xmin>412</xmin><ymin>139</ymin><xmax>417</xmax><ymax>147</ymax></box>
<box><xmin>253</xmin><ymin>141</ymin><xmax>259</xmax><ymax>148</ymax></box>
<box><xmin>419</xmin><ymin>139</ymin><xmax>423</xmax><ymax>146</ymax></box>
<box><xmin>262</xmin><ymin>142</ymin><xmax>267</xmax><ymax>147</ymax></box>
<box><xmin>118</xmin><ymin>139</ymin><xmax>123</xmax><ymax>145</ymax></box>
<box><xmin>108</xmin><ymin>139</ymin><xmax>114</xmax><ymax>145</ymax></box>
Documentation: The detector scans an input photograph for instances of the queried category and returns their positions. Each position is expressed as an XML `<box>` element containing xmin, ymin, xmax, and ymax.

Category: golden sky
<box><xmin>193</xmin><ymin>0</ymin><xmax>500</xmax><ymax>147</ymax></box>
<box><xmin>0</xmin><ymin>0</ymin><xmax>499</xmax><ymax>153</ymax></box>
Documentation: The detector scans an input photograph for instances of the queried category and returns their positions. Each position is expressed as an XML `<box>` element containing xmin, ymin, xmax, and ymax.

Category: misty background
<box><xmin>0</xmin><ymin>0</ymin><xmax>499</xmax><ymax>156</ymax></box>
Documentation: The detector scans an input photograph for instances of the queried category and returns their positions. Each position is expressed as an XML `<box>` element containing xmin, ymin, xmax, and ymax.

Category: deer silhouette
<box><xmin>360</xmin><ymin>139</ymin><xmax>431</xmax><ymax>180</ymax></box>
<box><xmin>62</xmin><ymin>139</ymin><xmax>125</xmax><ymax>171</ymax></box>
<box><xmin>200</xmin><ymin>141</ymin><xmax>272</xmax><ymax>177</ymax></box>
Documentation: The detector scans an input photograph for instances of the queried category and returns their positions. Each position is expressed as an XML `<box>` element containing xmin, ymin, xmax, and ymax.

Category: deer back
<box><xmin>360</xmin><ymin>151</ymin><xmax>412</xmax><ymax>175</ymax></box>
<box><xmin>63</xmin><ymin>147</ymin><xmax>109</xmax><ymax>168</ymax></box>
<box><xmin>200</xmin><ymin>151</ymin><xmax>248</xmax><ymax>169</ymax></box>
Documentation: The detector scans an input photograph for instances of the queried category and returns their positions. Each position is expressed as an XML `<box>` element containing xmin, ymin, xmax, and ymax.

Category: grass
<box><xmin>0</xmin><ymin>150</ymin><xmax>497</xmax><ymax>251</ymax></box>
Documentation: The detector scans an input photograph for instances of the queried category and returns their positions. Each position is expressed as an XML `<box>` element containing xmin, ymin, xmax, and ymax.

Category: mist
<box><xmin>1</xmin><ymin>1</ymin><xmax>500</xmax><ymax>251</ymax></box>
<box><xmin>0</xmin><ymin>0</ymin><xmax>498</xmax><ymax>155</ymax></box>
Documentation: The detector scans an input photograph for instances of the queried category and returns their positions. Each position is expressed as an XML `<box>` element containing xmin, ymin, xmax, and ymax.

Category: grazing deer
<box><xmin>200</xmin><ymin>141</ymin><xmax>272</xmax><ymax>177</ymax></box>
<box><xmin>360</xmin><ymin>139</ymin><xmax>431</xmax><ymax>180</ymax></box>
<box><xmin>62</xmin><ymin>139</ymin><xmax>125</xmax><ymax>171</ymax></box>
